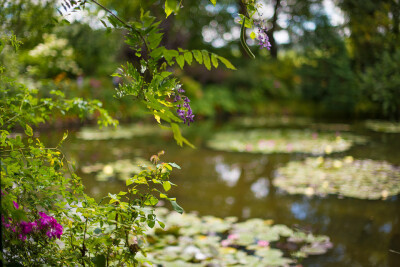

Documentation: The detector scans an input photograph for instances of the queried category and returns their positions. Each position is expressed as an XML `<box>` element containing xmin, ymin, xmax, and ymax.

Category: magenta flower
<box><xmin>13</xmin><ymin>201</ymin><xmax>19</xmax><ymax>210</ymax></box>
<box><xmin>19</xmin><ymin>221</ymin><xmax>36</xmax><ymax>235</ymax></box>
<box><xmin>38</xmin><ymin>212</ymin><xmax>63</xmax><ymax>239</ymax></box>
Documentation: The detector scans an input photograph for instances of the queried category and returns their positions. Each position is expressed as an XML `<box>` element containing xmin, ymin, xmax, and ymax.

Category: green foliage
<box><xmin>359</xmin><ymin>49</ymin><xmax>400</xmax><ymax>120</ymax></box>
<box><xmin>298</xmin><ymin>14</ymin><xmax>358</xmax><ymax>114</ymax></box>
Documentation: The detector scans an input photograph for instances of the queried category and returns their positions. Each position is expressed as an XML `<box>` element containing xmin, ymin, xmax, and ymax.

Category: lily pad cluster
<box><xmin>76</xmin><ymin>123</ymin><xmax>163</xmax><ymax>140</ymax></box>
<box><xmin>274</xmin><ymin>157</ymin><xmax>400</xmax><ymax>199</ymax></box>
<box><xmin>81</xmin><ymin>158</ymin><xmax>150</xmax><ymax>181</ymax></box>
<box><xmin>232</xmin><ymin>116</ymin><xmax>312</xmax><ymax>128</ymax></box>
<box><xmin>139</xmin><ymin>208</ymin><xmax>332</xmax><ymax>266</ymax></box>
<box><xmin>207</xmin><ymin>129</ymin><xmax>366</xmax><ymax>155</ymax></box>
<box><xmin>365</xmin><ymin>120</ymin><xmax>400</xmax><ymax>133</ymax></box>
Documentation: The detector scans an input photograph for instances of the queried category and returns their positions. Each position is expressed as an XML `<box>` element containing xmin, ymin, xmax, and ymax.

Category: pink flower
<box><xmin>227</xmin><ymin>234</ymin><xmax>239</xmax><ymax>240</ymax></box>
<box><xmin>257</xmin><ymin>240</ymin><xmax>269</xmax><ymax>247</ymax></box>
<box><xmin>221</xmin><ymin>239</ymin><xmax>230</xmax><ymax>247</ymax></box>
<box><xmin>13</xmin><ymin>201</ymin><xmax>19</xmax><ymax>209</ymax></box>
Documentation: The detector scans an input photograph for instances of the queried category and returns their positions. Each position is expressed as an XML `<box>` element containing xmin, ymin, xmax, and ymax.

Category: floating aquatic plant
<box><xmin>138</xmin><ymin>208</ymin><xmax>332</xmax><ymax>266</ymax></box>
<box><xmin>274</xmin><ymin>157</ymin><xmax>400</xmax><ymax>199</ymax></box>
<box><xmin>76</xmin><ymin>123</ymin><xmax>163</xmax><ymax>140</ymax></box>
<box><xmin>365</xmin><ymin>120</ymin><xmax>400</xmax><ymax>133</ymax></box>
<box><xmin>207</xmin><ymin>129</ymin><xmax>366</xmax><ymax>155</ymax></box>
<box><xmin>232</xmin><ymin>116</ymin><xmax>312</xmax><ymax>128</ymax></box>
<box><xmin>81</xmin><ymin>158</ymin><xmax>150</xmax><ymax>181</ymax></box>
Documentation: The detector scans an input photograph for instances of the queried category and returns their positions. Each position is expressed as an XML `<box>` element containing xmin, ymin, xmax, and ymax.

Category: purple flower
<box><xmin>173</xmin><ymin>87</ymin><xmax>195</xmax><ymax>126</ymax></box>
<box><xmin>37</xmin><ymin>212</ymin><xmax>63</xmax><ymax>239</ymax></box>
<box><xmin>13</xmin><ymin>201</ymin><xmax>19</xmax><ymax>210</ymax></box>
<box><xmin>254</xmin><ymin>20</ymin><xmax>271</xmax><ymax>50</ymax></box>
<box><xmin>19</xmin><ymin>221</ymin><xmax>36</xmax><ymax>235</ymax></box>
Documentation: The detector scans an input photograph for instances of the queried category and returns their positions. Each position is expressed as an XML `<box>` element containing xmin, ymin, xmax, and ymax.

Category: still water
<box><xmin>46</xmin><ymin>119</ymin><xmax>400</xmax><ymax>267</ymax></box>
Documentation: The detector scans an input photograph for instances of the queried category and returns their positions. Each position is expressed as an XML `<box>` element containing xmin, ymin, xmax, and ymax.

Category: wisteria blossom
<box><xmin>254</xmin><ymin>20</ymin><xmax>271</xmax><ymax>50</ymax></box>
<box><xmin>173</xmin><ymin>85</ymin><xmax>195</xmax><ymax>126</ymax></box>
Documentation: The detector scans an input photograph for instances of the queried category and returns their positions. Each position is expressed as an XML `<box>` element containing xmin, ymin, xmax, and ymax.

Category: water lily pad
<box><xmin>274</xmin><ymin>157</ymin><xmax>400</xmax><ymax>199</ymax></box>
<box><xmin>207</xmin><ymin>129</ymin><xmax>366</xmax><ymax>155</ymax></box>
<box><xmin>144</xmin><ymin>208</ymin><xmax>332</xmax><ymax>266</ymax></box>
<box><xmin>232</xmin><ymin>116</ymin><xmax>312</xmax><ymax>128</ymax></box>
<box><xmin>77</xmin><ymin>123</ymin><xmax>163</xmax><ymax>140</ymax></box>
<box><xmin>365</xmin><ymin>120</ymin><xmax>400</xmax><ymax>133</ymax></box>
<box><xmin>81</xmin><ymin>157</ymin><xmax>150</xmax><ymax>181</ymax></box>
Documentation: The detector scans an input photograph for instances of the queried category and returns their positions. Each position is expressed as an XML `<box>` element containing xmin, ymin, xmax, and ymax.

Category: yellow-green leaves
<box><xmin>211</xmin><ymin>53</ymin><xmax>219</xmax><ymax>68</ymax></box>
<box><xmin>176</xmin><ymin>55</ymin><xmax>185</xmax><ymax>69</ymax></box>
<box><xmin>184</xmin><ymin>51</ymin><xmax>193</xmax><ymax>65</ymax></box>
<box><xmin>216</xmin><ymin>55</ymin><xmax>237</xmax><ymax>70</ymax></box>
<box><xmin>209</xmin><ymin>0</ymin><xmax>217</xmax><ymax>6</ymax></box>
<box><xmin>192</xmin><ymin>50</ymin><xmax>203</xmax><ymax>64</ymax></box>
<box><xmin>202</xmin><ymin>50</ymin><xmax>211</xmax><ymax>70</ymax></box>
<box><xmin>163</xmin><ymin>181</ymin><xmax>172</xmax><ymax>191</ymax></box>
<box><xmin>24</xmin><ymin>124</ymin><xmax>33</xmax><ymax>136</ymax></box>
<box><xmin>165</xmin><ymin>0</ymin><xmax>179</xmax><ymax>17</ymax></box>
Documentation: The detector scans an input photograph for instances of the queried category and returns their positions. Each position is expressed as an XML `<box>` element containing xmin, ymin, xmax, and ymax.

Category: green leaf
<box><xmin>202</xmin><ymin>50</ymin><xmax>211</xmax><ymax>70</ymax></box>
<box><xmin>211</xmin><ymin>53</ymin><xmax>219</xmax><ymax>68</ymax></box>
<box><xmin>217</xmin><ymin>56</ymin><xmax>237</xmax><ymax>70</ymax></box>
<box><xmin>165</xmin><ymin>0</ymin><xmax>177</xmax><ymax>17</ymax></box>
<box><xmin>176</xmin><ymin>55</ymin><xmax>185</xmax><ymax>69</ymax></box>
<box><xmin>184</xmin><ymin>51</ymin><xmax>193</xmax><ymax>65</ymax></box>
<box><xmin>210</xmin><ymin>0</ymin><xmax>217</xmax><ymax>6</ymax></box>
<box><xmin>25</xmin><ymin>125</ymin><xmax>33</xmax><ymax>136</ymax></box>
<box><xmin>170</xmin><ymin>123</ymin><xmax>195</xmax><ymax>148</ymax></box>
<box><xmin>158</xmin><ymin>220</ymin><xmax>165</xmax><ymax>228</ymax></box>
<box><xmin>163</xmin><ymin>181</ymin><xmax>171</xmax><ymax>191</ymax></box>
<box><xmin>170</xmin><ymin>200</ymin><xmax>184</xmax><ymax>214</ymax></box>
<box><xmin>163</xmin><ymin>49</ymin><xmax>179</xmax><ymax>62</ymax></box>
<box><xmin>250</xmin><ymin>31</ymin><xmax>256</xmax><ymax>39</ymax></box>
<box><xmin>147</xmin><ymin>220</ymin><xmax>155</xmax><ymax>228</ymax></box>
<box><xmin>145</xmin><ymin>195</ymin><xmax>158</xmax><ymax>206</ymax></box>
<box><xmin>192</xmin><ymin>50</ymin><xmax>203</xmax><ymax>64</ymax></box>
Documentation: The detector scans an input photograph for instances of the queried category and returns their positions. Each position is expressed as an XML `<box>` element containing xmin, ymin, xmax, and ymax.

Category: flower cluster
<box><xmin>254</xmin><ymin>20</ymin><xmax>271</xmax><ymax>50</ymax></box>
<box><xmin>1</xmin><ymin>208</ymin><xmax>63</xmax><ymax>241</ymax></box>
<box><xmin>173</xmin><ymin>85</ymin><xmax>194</xmax><ymax>126</ymax></box>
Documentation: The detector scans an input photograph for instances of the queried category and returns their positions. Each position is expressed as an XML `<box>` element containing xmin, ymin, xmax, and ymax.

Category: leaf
<box><xmin>184</xmin><ymin>51</ymin><xmax>193</xmax><ymax>65</ymax></box>
<box><xmin>168</xmin><ymin>162</ymin><xmax>181</xmax><ymax>169</ymax></box>
<box><xmin>163</xmin><ymin>49</ymin><xmax>179</xmax><ymax>62</ymax></box>
<box><xmin>148</xmin><ymin>220</ymin><xmax>155</xmax><ymax>228</ymax></box>
<box><xmin>217</xmin><ymin>56</ymin><xmax>236</xmax><ymax>70</ymax></box>
<box><xmin>209</xmin><ymin>0</ymin><xmax>217</xmax><ymax>5</ymax></box>
<box><xmin>176</xmin><ymin>55</ymin><xmax>185</xmax><ymax>69</ymax></box>
<box><xmin>158</xmin><ymin>220</ymin><xmax>165</xmax><ymax>228</ymax></box>
<box><xmin>165</xmin><ymin>0</ymin><xmax>177</xmax><ymax>17</ymax></box>
<box><xmin>170</xmin><ymin>123</ymin><xmax>195</xmax><ymax>148</ymax></box>
<box><xmin>211</xmin><ymin>53</ymin><xmax>219</xmax><ymax>68</ymax></box>
<box><xmin>170</xmin><ymin>200</ymin><xmax>184</xmax><ymax>214</ymax></box>
<box><xmin>163</xmin><ymin>181</ymin><xmax>171</xmax><ymax>191</ymax></box>
<box><xmin>192</xmin><ymin>50</ymin><xmax>203</xmax><ymax>64</ymax></box>
<box><xmin>145</xmin><ymin>195</ymin><xmax>159</xmax><ymax>206</ymax></box>
<box><xmin>250</xmin><ymin>31</ymin><xmax>256</xmax><ymax>39</ymax></box>
<box><xmin>202</xmin><ymin>50</ymin><xmax>211</xmax><ymax>70</ymax></box>
<box><xmin>25</xmin><ymin>125</ymin><xmax>33</xmax><ymax>137</ymax></box>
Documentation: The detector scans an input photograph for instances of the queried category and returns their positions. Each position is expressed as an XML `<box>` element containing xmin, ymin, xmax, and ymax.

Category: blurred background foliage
<box><xmin>1</xmin><ymin>0</ymin><xmax>399</xmax><ymax>122</ymax></box>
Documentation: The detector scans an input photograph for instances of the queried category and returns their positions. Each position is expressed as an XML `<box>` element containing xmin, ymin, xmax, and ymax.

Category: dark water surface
<box><xmin>44</xmin><ymin>120</ymin><xmax>400</xmax><ymax>267</ymax></box>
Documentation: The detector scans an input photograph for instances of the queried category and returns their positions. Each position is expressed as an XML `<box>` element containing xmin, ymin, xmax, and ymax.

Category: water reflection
<box><xmin>41</xmin><ymin>120</ymin><xmax>400</xmax><ymax>267</ymax></box>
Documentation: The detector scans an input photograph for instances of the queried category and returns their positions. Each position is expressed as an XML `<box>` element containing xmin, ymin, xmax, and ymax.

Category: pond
<box><xmin>43</xmin><ymin>118</ymin><xmax>400</xmax><ymax>266</ymax></box>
